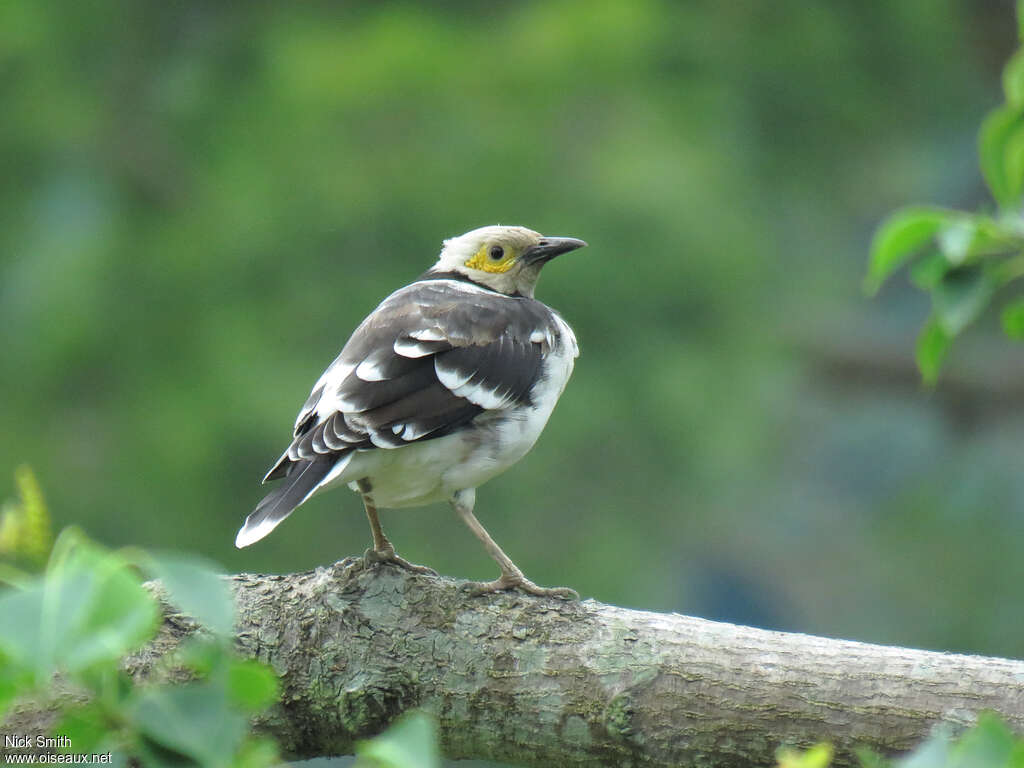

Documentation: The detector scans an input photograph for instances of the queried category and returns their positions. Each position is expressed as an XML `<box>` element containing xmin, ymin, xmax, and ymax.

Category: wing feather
<box><xmin>263</xmin><ymin>277</ymin><xmax>564</xmax><ymax>474</ymax></box>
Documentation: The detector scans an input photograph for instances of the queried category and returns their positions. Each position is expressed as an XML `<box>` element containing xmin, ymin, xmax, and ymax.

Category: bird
<box><xmin>235</xmin><ymin>225</ymin><xmax>587</xmax><ymax>598</ymax></box>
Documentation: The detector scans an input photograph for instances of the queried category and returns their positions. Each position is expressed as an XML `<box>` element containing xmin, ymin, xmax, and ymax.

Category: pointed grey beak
<box><xmin>522</xmin><ymin>236</ymin><xmax>588</xmax><ymax>265</ymax></box>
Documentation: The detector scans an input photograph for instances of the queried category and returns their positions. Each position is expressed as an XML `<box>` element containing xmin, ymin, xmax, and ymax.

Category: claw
<box><xmin>462</xmin><ymin>572</ymin><xmax>579</xmax><ymax>600</ymax></box>
<box><xmin>362</xmin><ymin>547</ymin><xmax>438</xmax><ymax>576</ymax></box>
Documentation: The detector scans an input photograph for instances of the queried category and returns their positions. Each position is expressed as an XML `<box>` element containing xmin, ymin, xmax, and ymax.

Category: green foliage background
<box><xmin>2</xmin><ymin>1</ymin><xmax>1022</xmax><ymax>659</ymax></box>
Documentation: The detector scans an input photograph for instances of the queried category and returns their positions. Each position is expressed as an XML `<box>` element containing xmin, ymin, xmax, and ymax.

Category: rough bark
<box><xmin>8</xmin><ymin>558</ymin><xmax>1024</xmax><ymax>767</ymax></box>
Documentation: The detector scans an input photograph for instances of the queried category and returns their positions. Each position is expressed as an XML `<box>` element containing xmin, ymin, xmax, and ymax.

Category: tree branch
<box><xmin>8</xmin><ymin>559</ymin><xmax>1024</xmax><ymax>766</ymax></box>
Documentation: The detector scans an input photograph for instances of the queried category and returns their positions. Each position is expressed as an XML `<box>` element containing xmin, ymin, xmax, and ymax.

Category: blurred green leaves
<box><xmin>867</xmin><ymin>8</ymin><xmax>1024</xmax><ymax>383</ymax></box>
<box><xmin>914</xmin><ymin>318</ymin><xmax>952</xmax><ymax>388</ymax></box>
<box><xmin>778</xmin><ymin>743</ymin><xmax>833</xmax><ymax>768</ymax></box>
<box><xmin>355</xmin><ymin>711</ymin><xmax>440</xmax><ymax>768</ymax></box>
<box><xmin>0</xmin><ymin>528</ymin><xmax>158</xmax><ymax>686</ymax></box>
<box><xmin>226</xmin><ymin>658</ymin><xmax>280</xmax><ymax>712</ymax></box>
<box><xmin>778</xmin><ymin>714</ymin><xmax>1024</xmax><ymax>768</ymax></box>
<box><xmin>144</xmin><ymin>551</ymin><xmax>236</xmax><ymax>637</ymax></box>
<box><xmin>130</xmin><ymin>682</ymin><xmax>251</xmax><ymax>767</ymax></box>
<box><xmin>979</xmin><ymin>106</ymin><xmax>1024</xmax><ymax>209</ymax></box>
<box><xmin>1001</xmin><ymin>298</ymin><xmax>1024</xmax><ymax>338</ymax></box>
<box><xmin>864</xmin><ymin>207</ymin><xmax>948</xmax><ymax>294</ymax></box>
<box><xmin>944</xmin><ymin>715</ymin><xmax>1024</xmax><ymax>768</ymax></box>
<box><xmin>0</xmin><ymin>465</ymin><xmax>53</xmax><ymax>574</ymax></box>
<box><xmin>932</xmin><ymin>266</ymin><xmax>997</xmax><ymax>337</ymax></box>
<box><xmin>985</xmin><ymin>4</ymin><xmax>1024</xmax><ymax>208</ymax></box>
<box><xmin>867</xmin><ymin>206</ymin><xmax>1024</xmax><ymax>384</ymax></box>
<box><xmin>0</xmin><ymin>512</ymin><xmax>280</xmax><ymax>766</ymax></box>
<box><xmin>0</xmin><ymin>481</ymin><xmax>434</xmax><ymax>766</ymax></box>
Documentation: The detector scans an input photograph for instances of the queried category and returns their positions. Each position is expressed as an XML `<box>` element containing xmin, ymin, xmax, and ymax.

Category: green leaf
<box><xmin>854</xmin><ymin>746</ymin><xmax>890</xmax><ymax>768</ymax></box>
<box><xmin>950</xmin><ymin>714</ymin><xmax>1016</xmax><ymax>768</ymax></box>
<box><xmin>0</xmin><ymin>675</ymin><xmax>18</xmax><ymax>718</ymax></box>
<box><xmin>909</xmin><ymin>251</ymin><xmax>950</xmax><ymax>289</ymax></box>
<box><xmin>0</xmin><ymin>562</ymin><xmax>31</xmax><ymax>589</ymax></box>
<box><xmin>895</xmin><ymin>728</ymin><xmax>950</xmax><ymax>768</ymax></box>
<box><xmin>932</xmin><ymin>266</ymin><xmax>996</xmax><ymax>336</ymax></box>
<box><xmin>1002</xmin><ymin>298</ymin><xmax>1024</xmax><ymax>339</ymax></box>
<box><xmin>146</xmin><ymin>552</ymin><xmax>234</xmax><ymax>637</ymax></box>
<box><xmin>865</xmin><ymin>207</ymin><xmax>949</xmax><ymax>294</ymax></box>
<box><xmin>916</xmin><ymin>316</ymin><xmax>951</xmax><ymax>387</ymax></box>
<box><xmin>234</xmin><ymin>737</ymin><xmax>280</xmax><ymax>768</ymax></box>
<box><xmin>913</xmin><ymin>216</ymin><xmax>1020</xmax><ymax>276</ymax></box>
<box><xmin>0</xmin><ymin>649</ymin><xmax>32</xmax><ymax>718</ymax></box>
<box><xmin>57</xmin><ymin>703</ymin><xmax>112</xmax><ymax>754</ymax></box>
<box><xmin>979</xmin><ymin>106</ymin><xmax>1024</xmax><ymax>208</ymax></box>
<box><xmin>227</xmin><ymin>658</ymin><xmax>280</xmax><ymax>712</ymax></box>
<box><xmin>1007</xmin><ymin>126</ymin><xmax>1024</xmax><ymax>206</ymax></box>
<box><xmin>0</xmin><ymin>586</ymin><xmax>47</xmax><ymax>674</ymax></box>
<box><xmin>0</xmin><ymin>536</ymin><xmax>159</xmax><ymax>684</ymax></box>
<box><xmin>130</xmin><ymin>682</ymin><xmax>248</xmax><ymax>768</ymax></box>
<box><xmin>937</xmin><ymin>219</ymin><xmax>977</xmax><ymax>266</ymax></box>
<box><xmin>175</xmin><ymin>635</ymin><xmax>228</xmax><ymax>677</ymax></box>
<box><xmin>54</xmin><ymin>549</ymin><xmax>160</xmax><ymax>677</ymax></box>
<box><xmin>1005</xmin><ymin>50</ymin><xmax>1024</xmax><ymax>107</ymax></box>
<box><xmin>355</xmin><ymin>711</ymin><xmax>440</xmax><ymax>768</ymax></box>
<box><xmin>777</xmin><ymin>743</ymin><xmax>833</xmax><ymax>768</ymax></box>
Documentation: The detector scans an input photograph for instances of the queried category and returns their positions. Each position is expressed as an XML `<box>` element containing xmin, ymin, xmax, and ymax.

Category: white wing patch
<box><xmin>309</xmin><ymin>362</ymin><xmax>354</xmax><ymax>422</ymax></box>
<box><xmin>400</xmin><ymin>423</ymin><xmax>433</xmax><ymax>441</ymax></box>
<box><xmin>434</xmin><ymin>358</ymin><xmax>475</xmax><ymax>390</ymax></box>
<box><xmin>394</xmin><ymin>337</ymin><xmax>439</xmax><ymax>358</ymax></box>
<box><xmin>435</xmin><ymin>358</ymin><xmax>517</xmax><ymax>409</ymax></box>
<box><xmin>390</xmin><ymin>422</ymin><xmax>435</xmax><ymax>441</ymax></box>
<box><xmin>410</xmin><ymin>327</ymin><xmax>446</xmax><ymax>341</ymax></box>
<box><xmin>333</xmin><ymin>393</ymin><xmax>364</xmax><ymax>413</ymax></box>
<box><xmin>394</xmin><ymin>327</ymin><xmax>449</xmax><ymax>358</ymax></box>
<box><xmin>452</xmin><ymin>382</ymin><xmax>517</xmax><ymax>409</ymax></box>
<box><xmin>322</xmin><ymin>424</ymin><xmax>349</xmax><ymax>451</ymax></box>
<box><xmin>314</xmin><ymin>361</ymin><xmax>353</xmax><ymax>391</ymax></box>
<box><xmin>369</xmin><ymin>431</ymin><xmax>406</xmax><ymax>449</ymax></box>
<box><xmin>355</xmin><ymin>355</ymin><xmax>389</xmax><ymax>382</ymax></box>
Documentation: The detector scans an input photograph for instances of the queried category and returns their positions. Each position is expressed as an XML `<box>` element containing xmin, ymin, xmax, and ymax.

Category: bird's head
<box><xmin>432</xmin><ymin>225</ymin><xmax>587</xmax><ymax>297</ymax></box>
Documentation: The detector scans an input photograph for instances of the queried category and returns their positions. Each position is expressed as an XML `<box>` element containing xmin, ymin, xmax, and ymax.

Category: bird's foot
<box><xmin>362</xmin><ymin>547</ymin><xmax>438</xmax><ymax>576</ymax></box>
<box><xmin>462</xmin><ymin>571</ymin><xmax>579</xmax><ymax>600</ymax></box>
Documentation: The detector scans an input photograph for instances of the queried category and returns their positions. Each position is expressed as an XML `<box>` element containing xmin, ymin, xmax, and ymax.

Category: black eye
<box><xmin>488</xmin><ymin>245</ymin><xmax>505</xmax><ymax>260</ymax></box>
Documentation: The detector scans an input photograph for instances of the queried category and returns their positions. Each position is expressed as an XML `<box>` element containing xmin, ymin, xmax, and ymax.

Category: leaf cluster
<box><xmin>779</xmin><ymin>714</ymin><xmax>1024</xmax><ymax>768</ymax></box>
<box><xmin>0</xmin><ymin>525</ymin><xmax>280</xmax><ymax>767</ymax></box>
<box><xmin>866</xmin><ymin>4</ymin><xmax>1024</xmax><ymax>384</ymax></box>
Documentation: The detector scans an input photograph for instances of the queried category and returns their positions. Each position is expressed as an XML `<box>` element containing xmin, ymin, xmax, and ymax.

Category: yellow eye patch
<box><xmin>465</xmin><ymin>244</ymin><xmax>516</xmax><ymax>273</ymax></box>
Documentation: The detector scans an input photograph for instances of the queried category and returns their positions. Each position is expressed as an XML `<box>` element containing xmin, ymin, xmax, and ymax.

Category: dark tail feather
<box><xmin>235</xmin><ymin>456</ymin><xmax>336</xmax><ymax>547</ymax></box>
